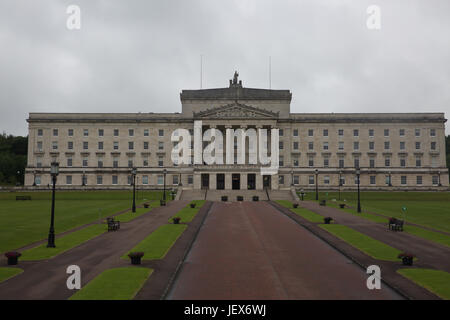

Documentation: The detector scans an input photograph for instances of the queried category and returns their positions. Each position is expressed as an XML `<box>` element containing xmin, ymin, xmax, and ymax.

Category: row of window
<box><xmin>37</xmin><ymin>140</ymin><xmax>165</xmax><ymax>152</ymax></box>
<box><xmin>38</xmin><ymin>128</ymin><xmax>166</xmax><ymax>137</ymax></box>
<box><xmin>286</xmin><ymin>128</ymin><xmax>437</xmax><ymax>138</ymax></box>
<box><xmin>284</xmin><ymin>141</ymin><xmax>438</xmax><ymax>151</ymax></box>
<box><xmin>289</xmin><ymin>175</ymin><xmax>440</xmax><ymax>186</ymax></box>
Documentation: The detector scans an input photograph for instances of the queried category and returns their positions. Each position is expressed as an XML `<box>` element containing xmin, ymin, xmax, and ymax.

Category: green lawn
<box><xmin>397</xmin><ymin>268</ymin><xmax>450</xmax><ymax>300</ymax></box>
<box><xmin>0</xmin><ymin>268</ymin><xmax>23</xmax><ymax>284</ymax></box>
<box><xmin>169</xmin><ymin>200</ymin><xmax>205</xmax><ymax>223</ymax></box>
<box><xmin>299</xmin><ymin>191</ymin><xmax>450</xmax><ymax>233</ymax></box>
<box><xmin>122</xmin><ymin>224</ymin><xmax>187</xmax><ymax>260</ymax></box>
<box><xmin>275</xmin><ymin>200</ymin><xmax>324</xmax><ymax>222</ymax></box>
<box><xmin>21</xmin><ymin>224</ymin><xmax>106</xmax><ymax>260</ymax></box>
<box><xmin>0</xmin><ymin>191</ymin><xmax>167</xmax><ymax>253</ymax></box>
<box><xmin>320</xmin><ymin>224</ymin><xmax>402</xmax><ymax>261</ymax></box>
<box><xmin>114</xmin><ymin>201</ymin><xmax>160</xmax><ymax>223</ymax></box>
<box><xmin>69</xmin><ymin>267</ymin><xmax>152</xmax><ymax>300</ymax></box>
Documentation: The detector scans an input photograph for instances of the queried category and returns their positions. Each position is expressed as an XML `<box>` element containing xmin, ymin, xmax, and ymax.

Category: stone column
<box><xmin>225</xmin><ymin>173</ymin><xmax>232</xmax><ymax>190</ymax></box>
<box><xmin>271</xmin><ymin>174</ymin><xmax>279</xmax><ymax>190</ymax></box>
<box><xmin>210</xmin><ymin>172</ymin><xmax>217</xmax><ymax>190</ymax></box>
<box><xmin>256</xmin><ymin>173</ymin><xmax>263</xmax><ymax>190</ymax></box>
<box><xmin>193</xmin><ymin>173</ymin><xmax>201</xmax><ymax>190</ymax></box>
<box><xmin>240</xmin><ymin>172</ymin><xmax>247</xmax><ymax>190</ymax></box>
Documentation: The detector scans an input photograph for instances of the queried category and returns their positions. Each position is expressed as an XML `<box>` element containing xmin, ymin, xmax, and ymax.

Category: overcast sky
<box><xmin>0</xmin><ymin>0</ymin><xmax>449</xmax><ymax>136</ymax></box>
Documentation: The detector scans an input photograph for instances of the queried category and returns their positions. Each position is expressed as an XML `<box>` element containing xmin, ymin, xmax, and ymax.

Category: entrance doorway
<box><xmin>247</xmin><ymin>174</ymin><xmax>256</xmax><ymax>190</ymax></box>
<box><xmin>263</xmin><ymin>175</ymin><xmax>271</xmax><ymax>189</ymax></box>
<box><xmin>201</xmin><ymin>174</ymin><xmax>209</xmax><ymax>189</ymax></box>
<box><xmin>216</xmin><ymin>174</ymin><xmax>225</xmax><ymax>190</ymax></box>
<box><xmin>232</xmin><ymin>174</ymin><xmax>240</xmax><ymax>190</ymax></box>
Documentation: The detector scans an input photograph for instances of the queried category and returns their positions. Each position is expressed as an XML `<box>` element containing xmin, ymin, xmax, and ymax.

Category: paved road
<box><xmin>168</xmin><ymin>201</ymin><xmax>402</xmax><ymax>299</ymax></box>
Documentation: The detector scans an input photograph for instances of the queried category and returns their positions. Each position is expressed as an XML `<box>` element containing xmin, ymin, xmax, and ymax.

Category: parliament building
<box><xmin>24</xmin><ymin>73</ymin><xmax>449</xmax><ymax>191</ymax></box>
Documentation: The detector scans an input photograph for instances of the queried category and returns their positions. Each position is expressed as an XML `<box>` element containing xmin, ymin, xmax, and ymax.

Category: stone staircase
<box><xmin>179</xmin><ymin>189</ymin><xmax>296</xmax><ymax>202</ymax></box>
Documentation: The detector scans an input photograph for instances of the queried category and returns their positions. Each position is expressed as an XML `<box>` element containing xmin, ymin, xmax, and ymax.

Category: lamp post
<box><xmin>388</xmin><ymin>171</ymin><xmax>392</xmax><ymax>187</ymax></box>
<box><xmin>291</xmin><ymin>169</ymin><xmax>294</xmax><ymax>186</ymax></box>
<box><xmin>132</xmin><ymin>167</ymin><xmax>137</xmax><ymax>213</ymax></box>
<box><xmin>338</xmin><ymin>170</ymin><xmax>342</xmax><ymax>201</ymax></box>
<box><xmin>438</xmin><ymin>171</ymin><xmax>442</xmax><ymax>186</ymax></box>
<box><xmin>47</xmin><ymin>162</ymin><xmax>59</xmax><ymax>248</ymax></box>
<box><xmin>16</xmin><ymin>170</ymin><xmax>20</xmax><ymax>186</ymax></box>
<box><xmin>32</xmin><ymin>170</ymin><xmax>36</xmax><ymax>187</ymax></box>
<box><xmin>356</xmin><ymin>167</ymin><xmax>361</xmax><ymax>213</ymax></box>
<box><xmin>82</xmin><ymin>170</ymin><xmax>86</xmax><ymax>186</ymax></box>
<box><xmin>315</xmin><ymin>169</ymin><xmax>319</xmax><ymax>201</ymax></box>
<box><xmin>163</xmin><ymin>169</ymin><xmax>167</xmax><ymax>202</ymax></box>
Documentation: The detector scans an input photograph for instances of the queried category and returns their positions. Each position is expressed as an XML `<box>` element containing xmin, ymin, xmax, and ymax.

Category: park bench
<box><xmin>319</xmin><ymin>200</ymin><xmax>326</xmax><ymax>206</ymax></box>
<box><xmin>106</xmin><ymin>217</ymin><xmax>120</xmax><ymax>231</ymax></box>
<box><xmin>388</xmin><ymin>218</ymin><xmax>404</xmax><ymax>232</ymax></box>
<box><xmin>16</xmin><ymin>196</ymin><xmax>31</xmax><ymax>200</ymax></box>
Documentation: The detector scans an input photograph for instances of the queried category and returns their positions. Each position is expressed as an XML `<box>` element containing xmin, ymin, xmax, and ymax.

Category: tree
<box><xmin>0</xmin><ymin>133</ymin><xmax>28</xmax><ymax>185</ymax></box>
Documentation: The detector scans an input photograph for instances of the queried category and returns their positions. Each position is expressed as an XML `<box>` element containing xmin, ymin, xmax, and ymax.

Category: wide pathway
<box><xmin>168</xmin><ymin>201</ymin><xmax>402</xmax><ymax>299</ymax></box>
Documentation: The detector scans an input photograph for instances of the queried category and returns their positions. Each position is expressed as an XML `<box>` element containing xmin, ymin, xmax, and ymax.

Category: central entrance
<box><xmin>216</xmin><ymin>174</ymin><xmax>225</xmax><ymax>190</ymax></box>
<box><xmin>201</xmin><ymin>174</ymin><xmax>209</xmax><ymax>189</ymax></box>
<box><xmin>232</xmin><ymin>174</ymin><xmax>240</xmax><ymax>190</ymax></box>
<box><xmin>247</xmin><ymin>174</ymin><xmax>256</xmax><ymax>190</ymax></box>
<box><xmin>263</xmin><ymin>175</ymin><xmax>271</xmax><ymax>189</ymax></box>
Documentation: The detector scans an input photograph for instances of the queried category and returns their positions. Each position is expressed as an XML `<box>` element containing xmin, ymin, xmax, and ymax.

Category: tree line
<box><xmin>0</xmin><ymin>133</ymin><xmax>27</xmax><ymax>186</ymax></box>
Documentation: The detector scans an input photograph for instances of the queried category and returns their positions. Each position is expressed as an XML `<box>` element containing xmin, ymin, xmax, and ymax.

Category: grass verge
<box><xmin>69</xmin><ymin>267</ymin><xmax>152</xmax><ymax>300</ymax></box>
<box><xmin>21</xmin><ymin>224</ymin><xmax>106</xmax><ymax>260</ymax></box>
<box><xmin>114</xmin><ymin>202</ymin><xmax>160</xmax><ymax>223</ymax></box>
<box><xmin>122</xmin><ymin>224</ymin><xmax>187</xmax><ymax>260</ymax></box>
<box><xmin>0</xmin><ymin>268</ymin><xmax>23</xmax><ymax>284</ymax></box>
<box><xmin>276</xmin><ymin>200</ymin><xmax>325</xmax><ymax>223</ymax></box>
<box><xmin>320</xmin><ymin>224</ymin><xmax>402</xmax><ymax>261</ymax></box>
<box><xmin>169</xmin><ymin>201</ymin><xmax>205</xmax><ymax>223</ymax></box>
<box><xmin>397</xmin><ymin>268</ymin><xmax>450</xmax><ymax>300</ymax></box>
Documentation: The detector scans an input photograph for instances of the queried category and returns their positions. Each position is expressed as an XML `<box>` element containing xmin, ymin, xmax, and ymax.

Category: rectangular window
<box><xmin>399</xmin><ymin>129</ymin><xmax>405</xmax><ymax>136</ymax></box>
<box><xmin>415</xmin><ymin>142</ymin><xmax>420</xmax><ymax>150</ymax></box>
<box><xmin>114</xmin><ymin>129</ymin><xmax>119</xmax><ymax>136</ymax></box>
<box><xmin>385</xmin><ymin>157</ymin><xmax>391</xmax><ymax>167</ymax></box>
<box><xmin>338</xmin><ymin>129</ymin><xmax>344</xmax><ymax>136</ymax></box>
<box><xmin>293</xmin><ymin>129</ymin><xmax>298</xmax><ymax>137</ymax></box>
<box><xmin>83</xmin><ymin>142</ymin><xmax>88</xmax><ymax>150</ymax></box>
<box><xmin>113</xmin><ymin>141</ymin><xmax>119</xmax><ymax>150</ymax></box>
<box><xmin>53</xmin><ymin>129</ymin><xmax>58</xmax><ymax>136</ymax></box>
<box><xmin>173</xmin><ymin>175</ymin><xmax>179</xmax><ymax>185</ymax></box>
<box><xmin>369</xmin><ymin>129</ymin><xmax>374</xmax><ymax>137</ymax></box>
<box><xmin>279</xmin><ymin>141</ymin><xmax>284</xmax><ymax>149</ymax></box>
<box><xmin>188</xmin><ymin>175</ymin><xmax>193</xmax><ymax>185</ymax></box>
<box><xmin>83</xmin><ymin>129</ymin><xmax>89</xmax><ymax>136</ymax></box>
<box><xmin>323</xmin><ymin>142</ymin><xmax>329</xmax><ymax>150</ymax></box>
<box><xmin>66</xmin><ymin>176</ymin><xmax>72</xmax><ymax>185</ymax></box>
<box><xmin>308</xmin><ymin>129</ymin><xmax>313</xmax><ymax>137</ymax></box>
<box><xmin>82</xmin><ymin>157</ymin><xmax>88</xmax><ymax>167</ymax></box>
<box><xmin>112</xmin><ymin>175</ymin><xmax>118</xmax><ymax>185</ymax></box>
<box><xmin>369</xmin><ymin>158</ymin><xmax>375</xmax><ymax>168</ymax></box>
<box><xmin>308</xmin><ymin>142</ymin><xmax>313</xmax><ymax>150</ymax></box>
<box><xmin>323</xmin><ymin>129</ymin><xmax>328</xmax><ymax>137</ymax></box>
<box><xmin>113</xmin><ymin>157</ymin><xmax>119</xmax><ymax>168</ymax></box>
<box><xmin>279</xmin><ymin>175</ymin><xmax>285</xmax><ymax>185</ymax></box>
<box><xmin>97</xmin><ymin>175</ymin><xmax>103</xmax><ymax>185</ymax></box>
<box><xmin>279</xmin><ymin>156</ymin><xmax>284</xmax><ymax>167</ymax></box>
<box><xmin>128</xmin><ymin>141</ymin><xmax>134</xmax><ymax>150</ymax></box>
<box><xmin>415</xmin><ymin>157</ymin><xmax>421</xmax><ymax>167</ymax></box>
<box><xmin>293</xmin><ymin>157</ymin><xmax>299</xmax><ymax>167</ymax></box>
<box><xmin>142</xmin><ymin>175</ymin><xmax>149</xmax><ymax>185</ymax></box>
<box><xmin>157</xmin><ymin>175</ymin><xmax>164</xmax><ymax>185</ymax></box>
<box><xmin>68</xmin><ymin>141</ymin><xmax>73</xmax><ymax>150</ymax></box>
<box><xmin>416</xmin><ymin>176</ymin><xmax>422</xmax><ymax>185</ymax></box>
<box><xmin>35</xmin><ymin>175</ymin><xmax>41</xmax><ymax>185</ymax></box>
<box><xmin>279</xmin><ymin>129</ymin><xmax>284</xmax><ymax>136</ymax></box>
<box><xmin>400</xmin><ymin>142</ymin><xmax>405</xmax><ymax>150</ymax></box>
<box><xmin>369</xmin><ymin>141</ymin><xmax>374</xmax><ymax>150</ymax></box>
<box><xmin>430</xmin><ymin>129</ymin><xmax>436</xmax><ymax>137</ymax></box>
<box><xmin>98</xmin><ymin>141</ymin><xmax>104</xmax><ymax>150</ymax></box>
<box><xmin>36</xmin><ymin>157</ymin><xmax>42</xmax><ymax>168</ymax></box>
<box><xmin>129</xmin><ymin>129</ymin><xmax>134</xmax><ymax>137</ymax></box>
<box><xmin>324</xmin><ymin>176</ymin><xmax>330</xmax><ymax>185</ymax></box>
<box><xmin>98</xmin><ymin>157</ymin><xmax>103</xmax><ymax>168</ymax></box>
<box><xmin>98</xmin><ymin>129</ymin><xmax>104</xmax><ymax>136</ymax></box>
<box><xmin>158</xmin><ymin>156</ymin><xmax>164</xmax><ymax>167</ymax></box>
<box><xmin>68</xmin><ymin>129</ymin><xmax>74</xmax><ymax>136</ymax></box>
<box><xmin>52</xmin><ymin>141</ymin><xmax>58</xmax><ymax>150</ymax></box>
<box><xmin>430</xmin><ymin>142</ymin><xmax>436</xmax><ymax>150</ymax></box>
<box><xmin>338</xmin><ymin>141</ymin><xmax>344</xmax><ymax>150</ymax></box>
<box><xmin>308</xmin><ymin>176</ymin><xmax>314</xmax><ymax>185</ymax></box>
<box><xmin>128</xmin><ymin>175</ymin><xmax>132</xmax><ymax>185</ymax></box>
<box><xmin>400</xmin><ymin>158</ymin><xmax>406</xmax><ymax>167</ymax></box>
<box><xmin>159</xmin><ymin>129</ymin><xmax>164</xmax><ymax>137</ymax></box>
<box><xmin>128</xmin><ymin>159</ymin><xmax>133</xmax><ymax>168</ymax></box>
<box><xmin>384</xmin><ymin>129</ymin><xmax>389</xmax><ymax>137</ymax></box>
<box><xmin>354</xmin><ymin>158</ymin><xmax>360</xmax><ymax>168</ymax></box>
<box><xmin>353</xmin><ymin>129</ymin><xmax>359</xmax><ymax>137</ymax></box>
<box><xmin>353</xmin><ymin>142</ymin><xmax>359</xmax><ymax>150</ymax></box>
<box><xmin>339</xmin><ymin>158</ymin><xmax>344</xmax><ymax>168</ymax></box>
<box><xmin>293</xmin><ymin>175</ymin><xmax>299</xmax><ymax>185</ymax></box>
<box><xmin>431</xmin><ymin>156</ymin><xmax>438</xmax><ymax>168</ymax></box>
<box><xmin>37</xmin><ymin>141</ymin><xmax>43</xmax><ymax>151</ymax></box>
<box><xmin>37</xmin><ymin>129</ymin><xmax>43</xmax><ymax>136</ymax></box>
<box><xmin>384</xmin><ymin>141</ymin><xmax>390</xmax><ymax>150</ymax></box>
<box><xmin>144</xmin><ymin>129</ymin><xmax>149</xmax><ymax>136</ymax></box>
<box><xmin>401</xmin><ymin>176</ymin><xmax>407</xmax><ymax>185</ymax></box>
<box><xmin>415</xmin><ymin>129</ymin><xmax>420</xmax><ymax>137</ymax></box>
<box><xmin>67</xmin><ymin>157</ymin><xmax>73</xmax><ymax>167</ymax></box>
<box><xmin>308</xmin><ymin>157</ymin><xmax>314</xmax><ymax>167</ymax></box>
<box><xmin>293</xmin><ymin>141</ymin><xmax>299</xmax><ymax>150</ymax></box>
<box><xmin>323</xmin><ymin>157</ymin><xmax>329</xmax><ymax>167</ymax></box>
<box><xmin>143</xmin><ymin>157</ymin><xmax>148</xmax><ymax>167</ymax></box>
<box><xmin>370</xmin><ymin>176</ymin><xmax>376</xmax><ymax>185</ymax></box>
<box><xmin>158</xmin><ymin>141</ymin><xmax>164</xmax><ymax>150</ymax></box>
<box><xmin>432</xmin><ymin>176</ymin><xmax>439</xmax><ymax>185</ymax></box>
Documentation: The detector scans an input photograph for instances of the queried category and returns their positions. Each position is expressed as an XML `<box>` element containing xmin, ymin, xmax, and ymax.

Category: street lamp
<box><xmin>338</xmin><ymin>170</ymin><xmax>343</xmax><ymax>201</ymax></box>
<box><xmin>163</xmin><ymin>169</ymin><xmax>167</xmax><ymax>202</ymax></box>
<box><xmin>32</xmin><ymin>170</ymin><xmax>36</xmax><ymax>187</ymax></box>
<box><xmin>356</xmin><ymin>167</ymin><xmax>361</xmax><ymax>213</ymax></box>
<box><xmin>291</xmin><ymin>169</ymin><xmax>294</xmax><ymax>186</ymax></box>
<box><xmin>388</xmin><ymin>171</ymin><xmax>392</xmax><ymax>187</ymax></box>
<box><xmin>315</xmin><ymin>169</ymin><xmax>319</xmax><ymax>201</ymax></box>
<box><xmin>16</xmin><ymin>171</ymin><xmax>20</xmax><ymax>186</ymax></box>
<box><xmin>438</xmin><ymin>171</ymin><xmax>442</xmax><ymax>186</ymax></box>
<box><xmin>47</xmin><ymin>161</ymin><xmax>59</xmax><ymax>248</ymax></box>
<box><xmin>131</xmin><ymin>167</ymin><xmax>137</xmax><ymax>213</ymax></box>
<box><xmin>82</xmin><ymin>170</ymin><xmax>86</xmax><ymax>186</ymax></box>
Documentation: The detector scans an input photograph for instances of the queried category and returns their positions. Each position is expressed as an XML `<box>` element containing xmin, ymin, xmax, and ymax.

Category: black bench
<box><xmin>106</xmin><ymin>217</ymin><xmax>120</xmax><ymax>231</ymax></box>
<box><xmin>319</xmin><ymin>200</ymin><xmax>326</xmax><ymax>206</ymax></box>
<box><xmin>16</xmin><ymin>196</ymin><xmax>31</xmax><ymax>200</ymax></box>
<box><xmin>389</xmin><ymin>218</ymin><xmax>404</xmax><ymax>231</ymax></box>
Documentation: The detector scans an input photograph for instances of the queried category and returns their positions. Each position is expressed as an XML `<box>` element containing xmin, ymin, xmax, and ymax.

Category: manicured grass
<box><xmin>0</xmin><ymin>191</ymin><xmax>167</xmax><ymax>253</ymax></box>
<box><xmin>276</xmin><ymin>200</ymin><xmax>325</xmax><ymax>223</ymax></box>
<box><xmin>299</xmin><ymin>191</ymin><xmax>450</xmax><ymax>233</ymax></box>
<box><xmin>21</xmin><ymin>224</ymin><xmax>106</xmax><ymax>260</ymax></box>
<box><xmin>327</xmin><ymin>202</ymin><xmax>388</xmax><ymax>224</ymax></box>
<box><xmin>114</xmin><ymin>201</ymin><xmax>160</xmax><ymax>223</ymax></box>
<box><xmin>403</xmin><ymin>225</ymin><xmax>450</xmax><ymax>248</ymax></box>
<box><xmin>169</xmin><ymin>201</ymin><xmax>205</xmax><ymax>223</ymax></box>
<box><xmin>69</xmin><ymin>267</ymin><xmax>152</xmax><ymax>300</ymax></box>
<box><xmin>397</xmin><ymin>268</ymin><xmax>450</xmax><ymax>300</ymax></box>
<box><xmin>0</xmin><ymin>268</ymin><xmax>23</xmax><ymax>284</ymax></box>
<box><xmin>122</xmin><ymin>224</ymin><xmax>187</xmax><ymax>260</ymax></box>
<box><xmin>320</xmin><ymin>224</ymin><xmax>402</xmax><ymax>261</ymax></box>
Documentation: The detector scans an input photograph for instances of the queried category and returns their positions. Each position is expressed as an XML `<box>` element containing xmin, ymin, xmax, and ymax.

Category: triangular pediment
<box><xmin>193</xmin><ymin>103</ymin><xmax>279</xmax><ymax>119</ymax></box>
